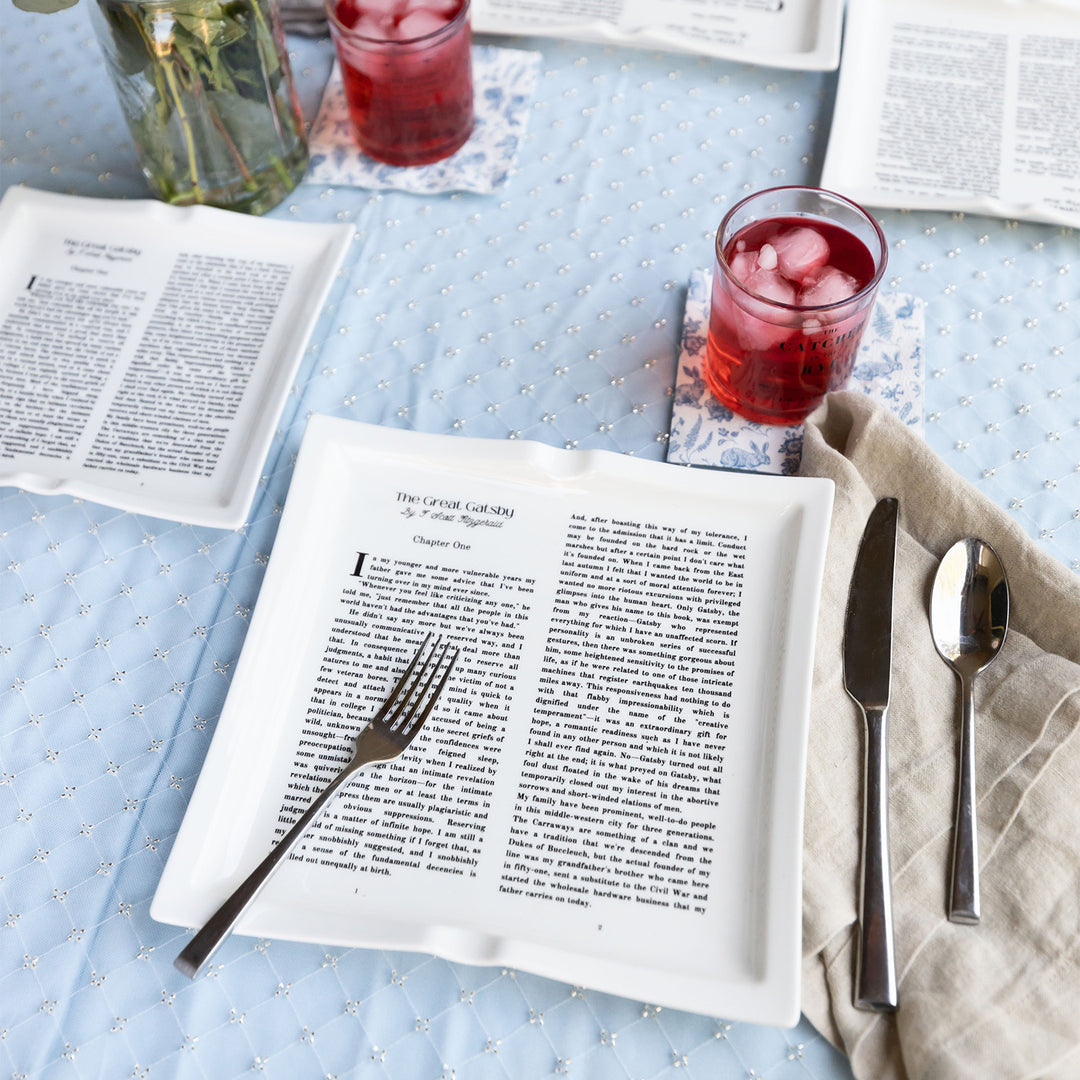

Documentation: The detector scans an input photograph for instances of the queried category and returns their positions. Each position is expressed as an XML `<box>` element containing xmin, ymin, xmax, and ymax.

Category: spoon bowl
<box><xmin>930</xmin><ymin>538</ymin><xmax>1009</xmax><ymax>924</ymax></box>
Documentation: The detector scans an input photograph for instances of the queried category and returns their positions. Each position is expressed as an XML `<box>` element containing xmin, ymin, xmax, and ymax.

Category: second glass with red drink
<box><xmin>326</xmin><ymin>0</ymin><xmax>474</xmax><ymax>167</ymax></box>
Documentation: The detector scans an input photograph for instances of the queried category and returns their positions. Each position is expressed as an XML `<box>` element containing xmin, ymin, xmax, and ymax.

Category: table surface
<box><xmin>2</xmin><ymin>6</ymin><xmax>1079</xmax><ymax>1079</ymax></box>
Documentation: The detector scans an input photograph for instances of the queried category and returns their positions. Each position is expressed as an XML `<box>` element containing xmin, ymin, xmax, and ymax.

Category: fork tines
<box><xmin>377</xmin><ymin>634</ymin><xmax>459</xmax><ymax>745</ymax></box>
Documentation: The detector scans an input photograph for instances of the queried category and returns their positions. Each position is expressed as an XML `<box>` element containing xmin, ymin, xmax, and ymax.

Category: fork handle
<box><xmin>174</xmin><ymin>766</ymin><xmax>354</xmax><ymax>978</ymax></box>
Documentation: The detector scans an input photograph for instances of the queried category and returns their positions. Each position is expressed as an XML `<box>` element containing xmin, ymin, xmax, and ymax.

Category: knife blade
<box><xmin>844</xmin><ymin>496</ymin><xmax>899</xmax><ymax>1013</ymax></box>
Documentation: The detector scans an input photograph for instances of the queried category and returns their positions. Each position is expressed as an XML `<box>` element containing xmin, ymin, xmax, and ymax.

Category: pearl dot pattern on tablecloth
<box><xmin>2</xmin><ymin>8</ymin><xmax>1079</xmax><ymax>1079</ymax></box>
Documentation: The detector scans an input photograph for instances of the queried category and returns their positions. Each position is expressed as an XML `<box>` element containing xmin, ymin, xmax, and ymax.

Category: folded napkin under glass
<box><xmin>668</xmin><ymin>269</ymin><xmax>925</xmax><ymax>473</ymax></box>
<box><xmin>306</xmin><ymin>46</ymin><xmax>542</xmax><ymax>195</ymax></box>
<box><xmin>799</xmin><ymin>392</ymin><xmax>1080</xmax><ymax>1080</ymax></box>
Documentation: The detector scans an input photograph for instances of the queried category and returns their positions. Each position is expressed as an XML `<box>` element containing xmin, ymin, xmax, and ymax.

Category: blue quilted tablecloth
<box><xmin>1</xmin><ymin>5</ymin><xmax>1078</xmax><ymax>1078</ymax></box>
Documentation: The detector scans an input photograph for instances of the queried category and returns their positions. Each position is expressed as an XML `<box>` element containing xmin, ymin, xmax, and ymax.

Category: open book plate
<box><xmin>152</xmin><ymin>416</ymin><xmax>834</xmax><ymax>1026</ymax></box>
<box><xmin>472</xmin><ymin>0</ymin><xmax>844</xmax><ymax>70</ymax></box>
<box><xmin>0</xmin><ymin>188</ymin><xmax>354</xmax><ymax>528</ymax></box>
<box><xmin>822</xmin><ymin>0</ymin><xmax>1080</xmax><ymax>227</ymax></box>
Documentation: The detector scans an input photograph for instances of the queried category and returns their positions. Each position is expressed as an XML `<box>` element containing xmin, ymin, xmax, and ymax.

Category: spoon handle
<box><xmin>855</xmin><ymin>703</ymin><xmax>898</xmax><ymax>1011</ymax></box>
<box><xmin>949</xmin><ymin>672</ymin><xmax>980</xmax><ymax>924</ymax></box>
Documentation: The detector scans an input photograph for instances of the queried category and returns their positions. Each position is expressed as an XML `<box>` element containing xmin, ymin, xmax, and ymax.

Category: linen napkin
<box><xmin>799</xmin><ymin>391</ymin><xmax>1080</xmax><ymax>1080</ymax></box>
<box><xmin>667</xmin><ymin>268</ymin><xmax>924</xmax><ymax>474</ymax></box>
<box><xmin>306</xmin><ymin>47</ymin><xmax>541</xmax><ymax>194</ymax></box>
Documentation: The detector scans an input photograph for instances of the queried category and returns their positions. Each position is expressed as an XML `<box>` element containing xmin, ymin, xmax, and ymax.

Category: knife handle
<box><xmin>855</xmin><ymin>704</ymin><xmax>898</xmax><ymax>1012</ymax></box>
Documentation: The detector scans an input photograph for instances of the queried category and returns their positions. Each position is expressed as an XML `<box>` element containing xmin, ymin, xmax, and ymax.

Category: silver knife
<box><xmin>844</xmin><ymin>496</ymin><xmax>899</xmax><ymax>1013</ymax></box>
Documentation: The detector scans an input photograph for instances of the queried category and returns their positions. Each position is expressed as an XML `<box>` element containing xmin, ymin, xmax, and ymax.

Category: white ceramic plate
<box><xmin>152</xmin><ymin>416</ymin><xmax>834</xmax><ymax>1026</ymax></box>
<box><xmin>0</xmin><ymin>187</ymin><xmax>353</xmax><ymax>529</ymax></box>
<box><xmin>821</xmin><ymin>0</ymin><xmax>1080</xmax><ymax>227</ymax></box>
<box><xmin>472</xmin><ymin>0</ymin><xmax>845</xmax><ymax>71</ymax></box>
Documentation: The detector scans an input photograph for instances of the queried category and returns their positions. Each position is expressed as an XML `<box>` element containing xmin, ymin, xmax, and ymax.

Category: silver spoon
<box><xmin>929</xmin><ymin>538</ymin><xmax>1009</xmax><ymax>924</ymax></box>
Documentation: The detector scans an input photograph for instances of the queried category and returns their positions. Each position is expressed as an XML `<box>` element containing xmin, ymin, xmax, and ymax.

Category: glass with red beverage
<box><xmin>705</xmin><ymin>186</ymin><xmax>887</xmax><ymax>425</ymax></box>
<box><xmin>326</xmin><ymin>0</ymin><xmax>474</xmax><ymax>167</ymax></box>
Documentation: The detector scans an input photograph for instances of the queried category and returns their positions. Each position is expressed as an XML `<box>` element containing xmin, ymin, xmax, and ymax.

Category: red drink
<box><xmin>705</xmin><ymin>189</ymin><xmax>886</xmax><ymax>425</ymax></box>
<box><xmin>328</xmin><ymin>0</ymin><xmax>473</xmax><ymax>167</ymax></box>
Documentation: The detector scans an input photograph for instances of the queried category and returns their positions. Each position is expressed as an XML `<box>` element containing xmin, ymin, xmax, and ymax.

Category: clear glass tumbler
<box><xmin>325</xmin><ymin>0</ymin><xmax>474</xmax><ymax>167</ymax></box>
<box><xmin>705</xmin><ymin>186</ymin><xmax>887</xmax><ymax>425</ymax></box>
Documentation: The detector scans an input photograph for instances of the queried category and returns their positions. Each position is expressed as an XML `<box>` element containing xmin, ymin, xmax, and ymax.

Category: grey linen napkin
<box><xmin>798</xmin><ymin>391</ymin><xmax>1080</xmax><ymax>1080</ymax></box>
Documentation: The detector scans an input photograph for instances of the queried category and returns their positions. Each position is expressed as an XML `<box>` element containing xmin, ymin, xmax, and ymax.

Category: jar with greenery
<box><xmin>18</xmin><ymin>0</ymin><xmax>310</xmax><ymax>214</ymax></box>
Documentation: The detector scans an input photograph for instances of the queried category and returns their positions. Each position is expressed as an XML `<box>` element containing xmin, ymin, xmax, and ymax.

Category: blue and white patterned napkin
<box><xmin>305</xmin><ymin>45</ymin><xmax>541</xmax><ymax>194</ymax></box>
<box><xmin>667</xmin><ymin>268</ymin><xmax>925</xmax><ymax>474</ymax></box>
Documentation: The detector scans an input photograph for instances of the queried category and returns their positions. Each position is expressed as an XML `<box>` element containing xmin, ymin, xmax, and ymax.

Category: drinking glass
<box><xmin>705</xmin><ymin>186</ymin><xmax>887</xmax><ymax>425</ymax></box>
<box><xmin>325</xmin><ymin>0</ymin><xmax>474</xmax><ymax>167</ymax></box>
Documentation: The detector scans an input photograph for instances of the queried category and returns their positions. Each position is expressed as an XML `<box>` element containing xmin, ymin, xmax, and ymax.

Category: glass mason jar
<box><xmin>89</xmin><ymin>0</ymin><xmax>310</xmax><ymax>214</ymax></box>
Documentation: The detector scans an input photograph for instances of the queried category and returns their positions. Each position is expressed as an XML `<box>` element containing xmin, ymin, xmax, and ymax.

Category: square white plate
<box><xmin>472</xmin><ymin>0</ymin><xmax>844</xmax><ymax>71</ymax></box>
<box><xmin>0</xmin><ymin>187</ymin><xmax>353</xmax><ymax>528</ymax></box>
<box><xmin>821</xmin><ymin>0</ymin><xmax>1080</xmax><ymax>226</ymax></box>
<box><xmin>153</xmin><ymin>416</ymin><xmax>834</xmax><ymax>1026</ymax></box>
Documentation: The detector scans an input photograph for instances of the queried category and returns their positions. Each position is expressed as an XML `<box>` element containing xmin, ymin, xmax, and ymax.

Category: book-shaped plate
<box><xmin>152</xmin><ymin>416</ymin><xmax>835</xmax><ymax>1026</ymax></box>
<box><xmin>0</xmin><ymin>187</ymin><xmax>353</xmax><ymax>529</ymax></box>
<box><xmin>472</xmin><ymin>0</ymin><xmax>845</xmax><ymax>70</ymax></box>
<box><xmin>821</xmin><ymin>0</ymin><xmax>1080</xmax><ymax>227</ymax></box>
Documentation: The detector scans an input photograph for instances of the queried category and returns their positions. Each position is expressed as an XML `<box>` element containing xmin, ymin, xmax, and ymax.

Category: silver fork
<box><xmin>174</xmin><ymin>634</ymin><xmax>458</xmax><ymax>979</ymax></box>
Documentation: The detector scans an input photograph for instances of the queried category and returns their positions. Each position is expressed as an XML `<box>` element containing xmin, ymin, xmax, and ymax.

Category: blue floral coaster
<box><xmin>667</xmin><ymin>268</ymin><xmax>925</xmax><ymax>474</ymax></box>
<box><xmin>305</xmin><ymin>45</ymin><xmax>541</xmax><ymax>194</ymax></box>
